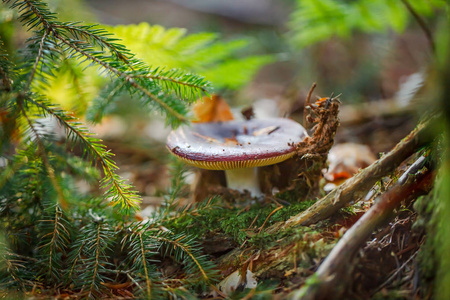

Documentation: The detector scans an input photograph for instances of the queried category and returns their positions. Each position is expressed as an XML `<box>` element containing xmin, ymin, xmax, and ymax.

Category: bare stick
<box><xmin>283</xmin><ymin>116</ymin><xmax>436</xmax><ymax>228</ymax></box>
<box><xmin>401</xmin><ymin>0</ymin><xmax>435</xmax><ymax>53</ymax></box>
<box><xmin>304</xmin><ymin>82</ymin><xmax>317</xmax><ymax>130</ymax></box>
<box><xmin>291</xmin><ymin>166</ymin><xmax>434</xmax><ymax>300</ymax></box>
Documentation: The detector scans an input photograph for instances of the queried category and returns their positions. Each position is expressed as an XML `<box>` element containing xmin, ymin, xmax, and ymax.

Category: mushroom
<box><xmin>166</xmin><ymin>118</ymin><xmax>308</xmax><ymax>197</ymax></box>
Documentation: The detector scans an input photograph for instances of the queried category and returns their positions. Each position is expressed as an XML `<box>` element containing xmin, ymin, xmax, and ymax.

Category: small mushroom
<box><xmin>166</xmin><ymin>118</ymin><xmax>308</xmax><ymax>196</ymax></box>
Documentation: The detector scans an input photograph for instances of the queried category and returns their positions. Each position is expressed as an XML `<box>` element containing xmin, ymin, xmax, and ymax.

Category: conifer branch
<box><xmin>86</xmin><ymin>79</ymin><xmax>127</xmax><ymax>123</ymax></box>
<box><xmin>26</xmin><ymin>29</ymin><xmax>49</xmax><ymax>90</ymax></box>
<box><xmin>7</xmin><ymin>0</ymin><xmax>204</xmax><ymax>124</ymax></box>
<box><xmin>66</xmin><ymin>240</ymin><xmax>86</xmax><ymax>283</ymax></box>
<box><xmin>55</xmin><ymin>35</ymin><xmax>188</xmax><ymax>123</ymax></box>
<box><xmin>153</xmin><ymin>234</ymin><xmax>210</xmax><ymax>282</ymax></box>
<box><xmin>25</xmin><ymin>97</ymin><xmax>141</xmax><ymax>211</ymax></box>
<box><xmin>18</xmin><ymin>98</ymin><xmax>68</xmax><ymax>209</ymax></box>
<box><xmin>139</xmin><ymin>233</ymin><xmax>152</xmax><ymax>299</ymax></box>
<box><xmin>52</xmin><ymin>23</ymin><xmax>132</xmax><ymax>63</ymax></box>
<box><xmin>89</xmin><ymin>222</ymin><xmax>102</xmax><ymax>298</ymax></box>
<box><xmin>38</xmin><ymin>205</ymin><xmax>70</xmax><ymax>279</ymax></box>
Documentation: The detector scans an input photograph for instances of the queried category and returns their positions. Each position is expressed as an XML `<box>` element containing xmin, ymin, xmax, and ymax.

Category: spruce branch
<box><xmin>0</xmin><ymin>244</ymin><xmax>31</xmax><ymax>291</ymax></box>
<box><xmin>25</xmin><ymin>96</ymin><xmax>140</xmax><ymax>211</ymax></box>
<box><xmin>138</xmin><ymin>233</ymin><xmax>153</xmax><ymax>299</ymax></box>
<box><xmin>18</xmin><ymin>98</ymin><xmax>68</xmax><ymax>209</ymax></box>
<box><xmin>52</xmin><ymin>22</ymin><xmax>133</xmax><ymax>63</ymax></box>
<box><xmin>152</xmin><ymin>232</ymin><xmax>216</xmax><ymax>284</ymax></box>
<box><xmin>65</xmin><ymin>239</ymin><xmax>86</xmax><ymax>284</ymax></box>
<box><xmin>0</xmin><ymin>40</ymin><xmax>13</xmax><ymax>92</ymax></box>
<box><xmin>55</xmin><ymin>32</ymin><xmax>188</xmax><ymax>124</ymax></box>
<box><xmin>89</xmin><ymin>221</ymin><xmax>102</xmax><ymax>297</ymax></box>
<box><xmin>37</xmin><ymin>204</ymin><xmax>71</xmax><ymax>280</ymax></box>
<box><xmin>85</xmin><ymin>79</ymin><xmax>127</xmax><ymax>123</ymax></box>
<box><xmin>121</xmin><ymin>223</ymin><xmax>159</xmax><ymax>299</ymax></box>
<box><xmin>26</xmin><ymin>29</ymin><xmax>49</xmax><ymax>90</ymax></box>
<box><xmin>6</xmin><ymin>0</ymin><xmax>210</xmax><ymax>125</ymax></box>
<box><xmin>70</xmin><ymin>218</ymin><xmax>114</xmax><ymax>297</ymax></box>
<box><xmin>135</xmin><ymin>67</ymin><xmax>210</xmax><ymax>102</ymax></box>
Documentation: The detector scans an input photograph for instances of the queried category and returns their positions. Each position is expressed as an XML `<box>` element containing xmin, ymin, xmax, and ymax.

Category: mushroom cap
<box><xmin>166</xmin><ymin>118</ymin><xmax>308</xmax><ymax>170</ymax></box>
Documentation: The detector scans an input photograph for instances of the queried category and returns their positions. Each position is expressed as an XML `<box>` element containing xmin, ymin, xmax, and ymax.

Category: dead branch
<box><xmin>291</xmin><ymin>160</ymin><xmax>435</xmax><ymax>300</ymax></box>
<box><xmin>303</xmin><ymin>82</ymin><xmax>317</xmax><ymax>130</ymax></box>
<box><xmin>281</xmin><ymin>115</ymin><xmax>437</xmax><ymax>229</ymax></box>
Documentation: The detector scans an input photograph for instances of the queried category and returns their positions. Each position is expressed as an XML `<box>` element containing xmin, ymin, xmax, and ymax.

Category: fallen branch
<box><xmin>290</xmin><ymin>160</ymin><xmax>435</xmax><ymax>300</ymax></box>
<box><xmin>282</xmin><ymin>115</ymin><xmax>436</xmax><ymax>228</ymax></box>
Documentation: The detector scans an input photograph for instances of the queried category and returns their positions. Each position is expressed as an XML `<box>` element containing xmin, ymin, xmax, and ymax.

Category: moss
<box><xmin>164</xmin><ymin>199</ymin><xmax>317</xmax><ymax>245</ymax></box>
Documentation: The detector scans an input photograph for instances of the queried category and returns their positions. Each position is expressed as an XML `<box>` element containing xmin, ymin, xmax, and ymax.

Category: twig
<box><xmin>401</xmin><ymin>0</ymin><xmax>435</xmax><ymax>53</ymax></box>
<box><xmin>291</xmin><ymin>165</ymin><xmax>434</xmax><ymax>300</ymax></box>
<box><xmin>304</xmin><ymin>82</ymin><xmax>316</xmax><ymax>130</ymax></box>
<box><xmin>398</xmin><ymin>155</ymin><xmax>426</xmax><ymax>185</ymax></box>
<box><xmin>283</xmin><ymin>115</ymin><xmax>436</xmax><ymax>228</ymax></box>
<box><xmin>376</xmin><ymin>250</ymin><xmax>419</xmax><ymax>292</ymax></box>
<box><xmin>258</xmin><ymin>206</ymin><xmax>283</xmax><ymax>233</ymax></box>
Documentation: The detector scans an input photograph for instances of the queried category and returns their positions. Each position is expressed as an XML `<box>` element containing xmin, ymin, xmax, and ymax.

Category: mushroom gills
<box><xmin>224</xmin><ymin>167</ymin><xmax>261</xmax><ymax>196</ymax></box>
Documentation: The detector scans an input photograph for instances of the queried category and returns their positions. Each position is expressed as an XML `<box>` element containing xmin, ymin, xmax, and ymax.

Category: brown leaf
<box><xmin>101</xmin><ymin>281</ymin><xmax>132</xmax><ymax>289</ymax></box>
<box><xmin>193</xmin><ymin>94</ymin><xmax>234</xmax><ymax>123</ymax></box>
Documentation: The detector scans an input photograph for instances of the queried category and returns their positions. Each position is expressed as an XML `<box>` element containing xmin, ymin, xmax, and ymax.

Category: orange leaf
<box><xmin>193</xmin><ymin>95</ymin><xmax>234</xmax><ymax>123</ymax></box>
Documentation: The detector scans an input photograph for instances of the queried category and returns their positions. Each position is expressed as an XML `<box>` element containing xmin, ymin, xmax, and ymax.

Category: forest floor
<box><xmin>95</xmin><ymin>93</ymin><xmax>433</xmax><ymax>299</ymax></box>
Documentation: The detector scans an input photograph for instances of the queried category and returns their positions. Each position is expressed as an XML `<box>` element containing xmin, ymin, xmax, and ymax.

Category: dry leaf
<box><xmin>214</xmin><ymin>269</ymin><xmax>258</xmax><ymax>296</ymax></box>
<box><xmin>252</xmin><ymin>125</ymin><xmax>279</xmax><ymax>136</ymax></box>
<box><xmin>193</xmin><ymin>94</ymin><xmax>234</xmax><ymax>123</ymax></box>
<box><xmin>224</xmin><ymin>137</ymin><xmax>239</xmax><ymax>146</ymax></box>
<box><xmin>324</xmin><ymin>143</ymin><xmax>376</xmax><ymax>182</ymax></box>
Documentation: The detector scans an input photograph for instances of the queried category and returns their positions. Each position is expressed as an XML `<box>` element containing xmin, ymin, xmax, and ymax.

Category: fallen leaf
<box><xmin>193</xmin><ymin>95</ymin><xmax>234</xmax><ymax>123</ymax></box>
<box><xmin>324</xmin><ymin>143</ymin><xmax>376</xmax><ymax>182</ymax></box>
<box><xmin>252</xmin><ymin>126</ymin><xmax>279</xmax><ymax>136</ymax></box>
<box><xmin>213</xmin><ymin>268</ymin><xmax>258</xmax><ymax>297</ymax></box>
<box><xmin>101</xmin><ymin>281</ymin><xmax>132</xmax><ymax>289</ymax></box>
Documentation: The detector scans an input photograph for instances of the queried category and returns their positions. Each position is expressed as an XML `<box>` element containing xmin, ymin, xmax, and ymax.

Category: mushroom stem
<box><xmin>224</xmin><ymin>167</ymin><xmax>261</xmax><ymax>197</ymax></box>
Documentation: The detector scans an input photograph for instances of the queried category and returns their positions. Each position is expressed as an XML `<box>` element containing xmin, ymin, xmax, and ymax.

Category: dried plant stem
<box><xmin>303</xmin><ymin>82</ymin><xmax>316</xmax><ymax>130</ymax></box>
<box><xmin>401</xmin><ymin>0</ymin><xmax>435</xmax><ymax>53</ymax></box>
<box><xmin>292</xmin><ymin>164</ymin><xmax>434</xmax><ymax>300</ymax></box>
<box><xmin>284</xmin><ymin>116</ymin><xmax>436</xmax><ymax>228</ymax></box>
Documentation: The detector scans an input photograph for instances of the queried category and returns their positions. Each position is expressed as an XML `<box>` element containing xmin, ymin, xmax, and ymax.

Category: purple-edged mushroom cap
<box><xmin>166</xmin><ymin>118</ymin><xmax>308</xmax><ymax>196</ymax></box>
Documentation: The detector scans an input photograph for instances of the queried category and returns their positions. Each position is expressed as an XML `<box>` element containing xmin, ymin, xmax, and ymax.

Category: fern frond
<box><xmin>287</xmin><ymin>0</ymin><xmax>446</xmax><ymax>48</ymax></box>
<box><xmin>107</xmin><ymin>22</ymin><xmax>273</xmax><ymax>90</ymax></box>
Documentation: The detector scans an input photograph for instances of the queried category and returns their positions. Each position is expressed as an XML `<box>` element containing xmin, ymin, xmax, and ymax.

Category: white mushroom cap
<box><xmin>166</xmin><ymin>118</ymin><xmax>308</xmax><ymax>170</ymax></box>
